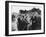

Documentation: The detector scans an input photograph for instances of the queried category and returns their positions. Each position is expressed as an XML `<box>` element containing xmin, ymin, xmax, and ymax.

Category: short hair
<box><xmin>19</xmin><ymin>10</ymin><xmax>28</xmax><ymax>14</ymax></box>
<box><xmin>19</xmin><ymin>8</ymin><xmax>41</xmax><ymax>15</ymax></box>
<box><xmin>30</xmin><ymin>8</ymin><xmax>41</xmax><ymax>15</ymax></box>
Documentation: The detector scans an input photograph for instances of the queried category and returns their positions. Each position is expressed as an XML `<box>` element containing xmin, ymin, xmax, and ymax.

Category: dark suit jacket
<box><xmin>17</xmin><ymin>18</ymin><xmax>28</xmax><ymax>30</ymax></box>
<box><xmin>31</xmin><ymin>16</ymin><xmax>41</xmax><ymax>30</ymax></box>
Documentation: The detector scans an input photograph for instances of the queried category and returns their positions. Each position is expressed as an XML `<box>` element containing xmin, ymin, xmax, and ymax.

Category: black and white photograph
<box><xmin>5</xmin><ymin>1</ymin><xmax>45</xmax><ymax>36</ymax></box>
<box><xmin>12</xmin><ymin>7</ymin><xmax>41</xmax><ymax>31</ymax></box>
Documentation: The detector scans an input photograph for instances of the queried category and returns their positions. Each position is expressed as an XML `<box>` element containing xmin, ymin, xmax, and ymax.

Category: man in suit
<box><xmin>17</xmin><ymin>17</ymin><xmax>28</xmax><ymax>30</ymax></box>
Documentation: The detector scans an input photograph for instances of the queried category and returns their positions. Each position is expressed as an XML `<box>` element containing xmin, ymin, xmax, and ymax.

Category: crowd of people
<box><xmin>12</xmin><ymin>8</ymin><xmax>41</xmax><ymax>31</ymax></box>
